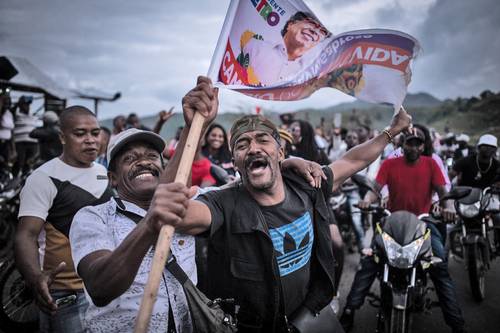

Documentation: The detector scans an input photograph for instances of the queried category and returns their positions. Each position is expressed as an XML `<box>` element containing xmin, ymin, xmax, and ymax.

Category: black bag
<box><xmin>166</xmin><ymin>258</ymin><xmax>238</xmax><ymax>333</ymax></box>
<box><xmin>116</xmin><ymin>206</ymin><xmax>238</xmax><ymax>333</ymax></box>
<box><xmin>289</xmin><ymin>305</ymin><xmax>344</xmax><ymax>333</ymax></box>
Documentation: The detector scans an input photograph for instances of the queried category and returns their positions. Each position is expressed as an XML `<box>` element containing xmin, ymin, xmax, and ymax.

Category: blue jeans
<box><xmin>345</xmin><ymin>223</ymin><xmax>465</xmax><ymax>330</ymax></box>
<box><xmin>39</xmin><ymin>290</ymin><xmax>87</xmax><ymax>333</ymax></box>
<box><xmin>346</xmin><ymin>190</ymin><xmax>364</xmax><ymax>250</ymax></box>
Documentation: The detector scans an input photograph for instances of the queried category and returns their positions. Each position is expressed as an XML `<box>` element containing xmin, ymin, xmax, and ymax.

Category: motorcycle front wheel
<box><xmin>467</xmin><ymin>243</ymin><xmax>486</xmax><ymax>301</ymax></box>
<box><xmin>0</xmin><ymin>261</ymin><xmax>39</xmax><ymax>332</ymax></box>
<box><xmin>389</xmin><ymin>308</ymin><xmax>411</xmax><ymax>333</ymax></box>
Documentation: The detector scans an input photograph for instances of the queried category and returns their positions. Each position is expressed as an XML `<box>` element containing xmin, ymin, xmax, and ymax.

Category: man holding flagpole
<box><xmin>157</xmin><ymin>99</ymin><xmax>412</xmax><ymax>331</ymax></box>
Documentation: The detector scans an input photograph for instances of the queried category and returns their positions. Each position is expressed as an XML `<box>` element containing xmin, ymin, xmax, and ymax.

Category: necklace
<box><xmin>475</xmin><ymin>155</ymin><xmax>492</xmax><ymax>180</ymax></box>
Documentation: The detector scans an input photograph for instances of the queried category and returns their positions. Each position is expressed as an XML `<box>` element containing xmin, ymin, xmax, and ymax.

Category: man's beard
<box><xmin>404</xmin><ymin>152</ymin><xmax>420</xmax><ymax>163</ymax></box>
<box><xmin>242</xmin><ymin>164</ymin><xmax>277</xmax><ymax>192</ymax></box>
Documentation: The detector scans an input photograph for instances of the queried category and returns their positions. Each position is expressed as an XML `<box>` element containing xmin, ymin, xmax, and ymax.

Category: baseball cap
<box><xmin>278</xmin><ymin>128</ymin><xmax>293</xmax><ymax>145</ymax></box>
<box><xmin>230</xmin><ymin>115</ymin><xmax>280</xmax><ymax>150</ymax></box>
<box><xmin>19</xmin><ymin>95</ymin><xmax>33</xmax><ymax>104</ymax></box>
<box><xmin>43</xmin><ymin>111</ymin><xmax>59</xmax><ymax>125</ymax></box>
<box><xmin>477</xmin><ymin>134</ymin><xmax>497</xmax><ymax>148</ymax></box>
<box><xmin>405</xmin><ymin>127</ymin><xmax>426</xmax><ymax>143</ymax></box>
<box><xmin>106</xmin><ymin>128</ymin><xmax>165</xmax><ymax>169</ymax></box>
<box><xmin>456</xmin><ymin>134</ymin><xmax>470</xmax><ymax>143</ymax></box>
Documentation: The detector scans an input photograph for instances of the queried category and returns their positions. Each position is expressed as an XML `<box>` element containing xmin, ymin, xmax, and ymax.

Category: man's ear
<box><xmin>279</xmin><ymin>145</ymin><xmax>285</xmax><ymax>162</ymax></box>
<box><xmin>59</xmin><ymin>131</ymin><xmax>66</xmax><ymax>145</ymax></box>
<box><xmin>108</xmin><ymin>171</ymin><xmax>119</xmax><ymax>189</ymax></box>
<box><xmin>231</xmin><ymin>157</ymin><xmax>239</xmax><ymax>172</ymax></box>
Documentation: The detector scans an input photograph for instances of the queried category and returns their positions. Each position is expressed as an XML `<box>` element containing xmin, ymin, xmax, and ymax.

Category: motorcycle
<box><xmin>0</xmin><ymin>173</ymin><xmax>39</xmax><ymax>332</ymax></box>
<box><xmin>351</xmin><ymin>176</ymin><xmax>468</xmax><ymax>333</ymax></box>
<box><xmin>329</xmin><ymin>184</ymin><xmax>357</xmax><ymax>253</ymax></box>
<box><xmin>448</xmin><ymin>185</ymin><xmax>500</xmax><ymax>301</ymax></box>
<box><xmin>330</xmin><ymin>176</ymin><xmax>373</xmax><ymax>253</ymax></box>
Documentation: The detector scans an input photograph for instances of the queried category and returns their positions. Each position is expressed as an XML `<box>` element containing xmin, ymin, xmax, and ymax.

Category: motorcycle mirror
<box><xmin>351</xmin><ymin>174</ymin><xmax>381</xmax><ymax>199</ymax></box>
<box><xmin>210</xmin><ymin>164</ymin><xmax>231</xmax><ymax>186</ymax></box>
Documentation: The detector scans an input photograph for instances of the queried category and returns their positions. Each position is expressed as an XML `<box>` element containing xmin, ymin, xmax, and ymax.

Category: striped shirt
<box><xmin>13</xmin><ymin>112</ymin><xmax>42</xmax><ymax>143</ymax></box>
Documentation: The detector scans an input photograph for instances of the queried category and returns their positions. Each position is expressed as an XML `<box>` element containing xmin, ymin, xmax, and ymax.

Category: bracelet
<box><xmin>383</xmin><ymin>129</ymin><xmax>394</xmax><ymax>144</ymax></box>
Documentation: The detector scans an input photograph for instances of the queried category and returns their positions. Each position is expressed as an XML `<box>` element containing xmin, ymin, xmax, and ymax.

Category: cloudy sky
<box><xmin>1</xmin><ymin>0</ymin><xmax>499</xmax><ymax>119</ymax></box>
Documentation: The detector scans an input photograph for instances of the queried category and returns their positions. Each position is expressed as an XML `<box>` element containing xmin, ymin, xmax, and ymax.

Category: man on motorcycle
<box><xmin>450</xmin><ymin>134</ymin><xmax>500</xmax><ymax>261</ymax></box>
<box><xmin>450</xmin><ymin>134</ymin><xmax>499</xmax><ymax>189</ymax></box>
<box><xmin>340</xmin><ymin>127</ymin><xmax>466</xmax><ymax>333</ymax></box>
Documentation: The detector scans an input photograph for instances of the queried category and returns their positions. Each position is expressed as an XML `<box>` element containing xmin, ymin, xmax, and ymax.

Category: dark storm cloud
<box><xmin>1</xmin><ymin>0</ymin><xmax>498</xmax><ymax>118</ymax></box>
<box><xmin>411</xmin><ymin>0</ymin><xmax>500</xmax><ymax>98</ymax></box>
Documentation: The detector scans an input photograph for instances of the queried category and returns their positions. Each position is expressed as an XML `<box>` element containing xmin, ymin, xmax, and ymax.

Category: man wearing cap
<box><xmin>450</xmin><ymin>134</ymin><xmax>499</xmax><ymax>189</ymax></box>
<box><xmin>163</xmin><ymin>101</ymin><xmax>412</xmax><ymax>331</ymax></box>
<box><xmin>69</xmin><ymin>127</ymin><xmax>196</xmax><ymax>333</ymax></box>
<box><xmin>68</xmin><ymin>77</ymin><xmax>221</xmax><ymax>332</ymax></box>
<box><xmin>15</xmin><ymin>106</ymin><xmax>112</xmax><ymax>333</ymax></box>
<box><xmin>453</xmin><ymin>134</ymin><xmax>473</xmax><ymax>161</ymax></box>
<box><xmin>340</xmin><ymin>129</ymin><xmax>466</xmax><ymax>333</ymax></box>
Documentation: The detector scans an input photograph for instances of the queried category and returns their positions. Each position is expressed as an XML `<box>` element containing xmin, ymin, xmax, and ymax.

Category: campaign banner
<box><xmin>208</xmin><ymin>0</ymin><xmax>421</xmax><ymax>110</ymax></box>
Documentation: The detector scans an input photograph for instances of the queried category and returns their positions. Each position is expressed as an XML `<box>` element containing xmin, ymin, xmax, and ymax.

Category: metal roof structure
<box><xmin>0</xmin><ymin>55</ymin><xmax>120</xmax><ymax>115</ymax></box>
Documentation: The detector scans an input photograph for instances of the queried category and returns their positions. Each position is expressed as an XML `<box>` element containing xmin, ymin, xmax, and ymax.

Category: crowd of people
<box><xmin>1</xmin><ymin>80</ymin><xmax>499</xmax><ymax>333</ymax></box>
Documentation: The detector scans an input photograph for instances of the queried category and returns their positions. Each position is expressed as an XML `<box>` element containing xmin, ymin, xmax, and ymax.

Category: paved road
<box><xmin>338</xmin><ymin>251</ymin><xmax>500</xmax><ymax>332</ymax></box>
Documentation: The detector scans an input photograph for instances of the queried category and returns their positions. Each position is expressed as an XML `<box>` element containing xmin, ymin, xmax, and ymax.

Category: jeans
<box><xmin>13</xmin><ymin>141</ymin><xmax>38</xmax><ymax>175</ymax></box>
<box><xmin>39</xmin><ymin>290</ymin><xmax>87</xmax><ymax>333</ymax></box>
<box><xmin>344</xmin><ymin>222</ymin><xmax>465</xmax><ymax>330</ymax></box>
<box><xmin>346</xmin><ymin>190</ymin><xmax>365</xmax><ymax>250</ymax></box>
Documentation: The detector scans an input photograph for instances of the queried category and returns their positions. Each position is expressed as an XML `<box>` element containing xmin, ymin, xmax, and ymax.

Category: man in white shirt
<box><xmin>0</xmin><ymin>91</ymin><xmax>15</xmax><ymax>166</ymax></box>
<box><xmin>16</xmin><ymin>106</ymin><xmax>112</xmax><ymax>333</ymax></box>
<box><xmin>242</xmin><ymin>11</ymin><xmax>329</xmax><ymax>86</ymax></box>
<box><xmin>69</xmin><ymin>77</ymin><xmax>218</xmax><ymax>332</ymax></box>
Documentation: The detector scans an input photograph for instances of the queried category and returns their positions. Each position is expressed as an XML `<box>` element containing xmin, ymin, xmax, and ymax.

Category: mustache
<box><xmin>129</xmin><ymin>165</ymin><xmax>160</xmax><ymax>179</ymax></box>
<box><xmin>244</xmin><ymin>154</ymin><xmax>269</xmax><ymax>168</ymax></box>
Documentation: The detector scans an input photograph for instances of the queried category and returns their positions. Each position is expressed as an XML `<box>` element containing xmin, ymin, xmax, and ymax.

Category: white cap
<box><xmin>43</xmin><ymin>111</ymin><xmax>59</xmax><ymax>125</ymax></box>
<box><xmin>456</xmin><ymin>134</ymin><xmax>470</xmax><ymax>143</ymax></box>
<box><xmin>477</xmin><ymin>134</ymin><xmax>497</xmax><ymax>148</ymax></box>
<box><xmin>106</xmin><ymin>128</ymin><xmax>165</xmax><ymax>169</ymax></box>
<box><xmin>444</xmin><ymin>132</ymin><xmax>455</xmax><ymax>140</ymax></box>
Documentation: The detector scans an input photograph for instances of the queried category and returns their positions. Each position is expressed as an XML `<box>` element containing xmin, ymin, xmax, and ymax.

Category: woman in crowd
<box><xmin>289</xmin><ymin>119</ymin><xmax>330</xmax><ymax>165</ymax></box>
<box><xmin>201</xmin><ymin>123</ymin><xmax>235</xmax><ymax>175</ymax></box>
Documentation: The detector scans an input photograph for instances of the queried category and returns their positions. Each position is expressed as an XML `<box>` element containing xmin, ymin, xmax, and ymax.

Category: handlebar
<box><xmin>353</xmin><ymin>203</ymin><xmax>390</xmax><ymax>217</ymax></box>
<box><xmin>353</xmin><ymin>203</ymin><xmax>379</xmax><ymax>211</ymax></box>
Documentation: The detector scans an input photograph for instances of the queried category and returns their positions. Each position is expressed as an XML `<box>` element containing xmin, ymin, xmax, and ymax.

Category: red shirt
<box><xmin>376</xmin><ymin>156</ymin><xmax>445</xmax><ymax>215</ymax></box>
<box><xmin>191</xmin><ymin>157</ymin><xmax>216</xmax><ymax>187</ymax></box>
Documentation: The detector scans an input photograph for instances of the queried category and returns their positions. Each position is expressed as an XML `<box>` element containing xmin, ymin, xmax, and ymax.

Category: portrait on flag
<box><xmin>212</xmin><ymin>0</ymin><xmax>421</xmax><ymax>110</ymax></box>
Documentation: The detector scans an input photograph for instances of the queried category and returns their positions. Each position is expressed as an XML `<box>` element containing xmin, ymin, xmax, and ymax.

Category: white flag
<box><xmin>209</xmin><ymin>0</ymin><xmax>421</xmax><ymax>110</ymax></box>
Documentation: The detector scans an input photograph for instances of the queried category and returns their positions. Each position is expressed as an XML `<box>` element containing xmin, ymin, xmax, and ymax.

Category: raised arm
<box><xmin>74</xmin><ymin>76</ymin><xmax>219</xmax><ymax>305</ymax></box>
<box><xmin>152</xmin><ymin>107</ymin><xmax>174</xmax><ymax>134</ymax></box>
<box><xmin>329</xmin><ymin>108</ymin><xmax>412</xmax><ymax>191</ymax></box>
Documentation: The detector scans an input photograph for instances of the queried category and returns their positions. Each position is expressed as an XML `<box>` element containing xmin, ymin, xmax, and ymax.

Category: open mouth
<box><xmin>130</xmin><ymin>168</ymin><xmax>160</xmax><ymax>180</ymax></box>
<box><xmin>302</xmin><ymin>30</ymin><xmax>317</xmax><ymax>42</ymax></box>
<box><xmin>245</xmin><ymin>156</ymin><xmax>269</xmax><ymax>175</ymax></box>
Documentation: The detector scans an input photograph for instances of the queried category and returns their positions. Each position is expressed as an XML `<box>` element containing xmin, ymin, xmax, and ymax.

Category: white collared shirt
<box><xmin>244</xmin><ymin>38</ymin><xmax>307</xmax><ymax>86</ymax></box>
<box><xmin>70</xmin><ymin>198</ymin><xmax>196</xmax><ymax>333</ymax></box>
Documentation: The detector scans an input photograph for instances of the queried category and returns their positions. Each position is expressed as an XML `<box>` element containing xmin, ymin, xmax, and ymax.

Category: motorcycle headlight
<box><xmin>382</xmin><ymin>232</ymin><xmax>425</xmax><ymax>269</ymax></box>
<box><xmin>457</xmin><ymin>202</ymin><xmax>480</xmax><ymax>218</ymax></box>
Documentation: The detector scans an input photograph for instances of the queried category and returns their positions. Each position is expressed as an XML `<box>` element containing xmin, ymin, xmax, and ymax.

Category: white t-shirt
<box><xmin>13</xmin><ymin>112</ymin><xmax>42</xmax><ymax>143</ymax></box>
<box><xmin>70</xmin><ymin>198</ymin><xmax>195</xmax><ymax>333</ymax></box>
<box><xmin>0</xmin><ymin>110</ymin><xmax>14</xmax><ymax>140</ymax></box>
<box><xmin>18</xmin><ymin>158</ymin><xmax>110</xmax><ymax>290</ymax></box>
